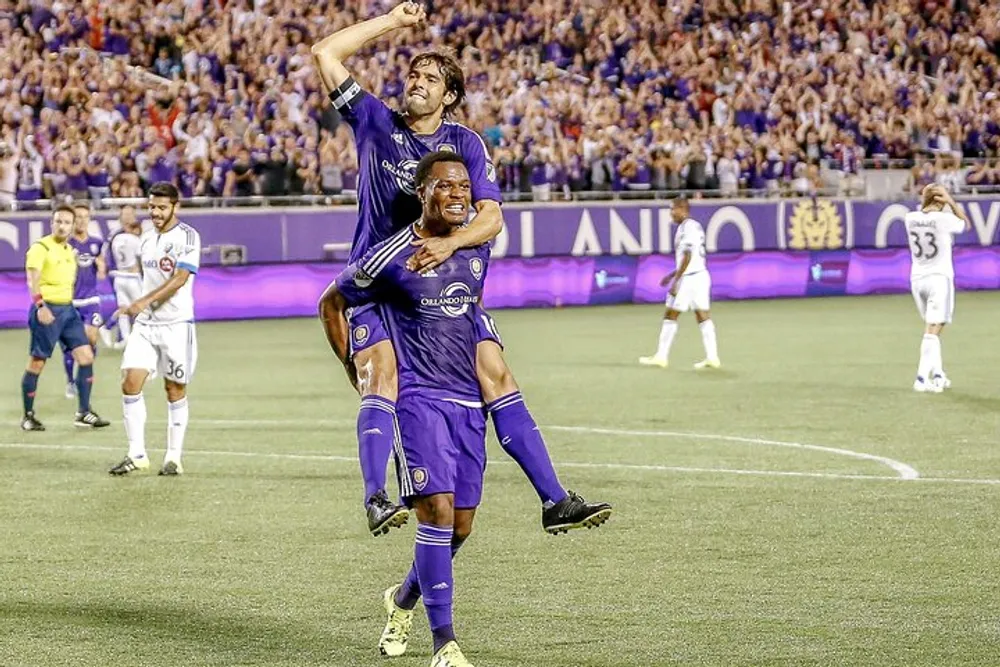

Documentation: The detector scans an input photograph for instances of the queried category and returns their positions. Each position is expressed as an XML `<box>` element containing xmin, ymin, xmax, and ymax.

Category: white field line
<box><xmin>1</xmin><ymin>441</ymin><xmax>997</xmax><ymax>485</ymax></box>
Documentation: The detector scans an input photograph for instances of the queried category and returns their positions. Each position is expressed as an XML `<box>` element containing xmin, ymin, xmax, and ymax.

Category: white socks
<box><xmin>123</xmin><ymin>393</ymin><xmax>147</xmax><ymax>460</ymax></box>
<box><xmin>918</xmin><ymin>333</ymin><xmax>942</xmax><ymax>380</ymax></box>
<box><xmin>699</xmin><ymin>320</ymin><xmax>718</xmax><ymax>361</ymax></box>
<box><xmin>123</xmin><ymin>393</ymin><xmax>189</xmax><ymax>465</ymax></box>
<box><xmin>166</xmin><ymin>397</ymin><xmax>189</xmax><ymax>464</ymax></box>
<box><xmin>655</xmin><ymin>320</ymin><xmax>678</xmax><ymax>359</ymax></box>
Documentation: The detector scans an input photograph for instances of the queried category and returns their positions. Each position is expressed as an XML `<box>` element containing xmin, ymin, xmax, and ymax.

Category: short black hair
<box><xmin>149</xmin><ymin>182</ymin><xmax>180</xmax><ymax>202</ymax></box>
<box><xmin>71</xmin><ymin>202</ymin><xmax>91</xmax><ymax>211</ymax></box>
<box><xmin>409</xmin><ymin>51</ymin><xmax>466</xmax><ymax>116</ymax></box>
<box><xmin>415</xmin><ymin>151</ymin><xmax>469</xmax><ymax>190</ymax></box>
<box><xmin>53</xmin><ymin>204</ymin><xmax>75</xmax><ymax>218</ymax></box>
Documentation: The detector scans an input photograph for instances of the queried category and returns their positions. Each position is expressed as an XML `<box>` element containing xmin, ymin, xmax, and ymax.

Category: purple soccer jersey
<box><xmin>68</xmin><ymin>235</ymin><xmax>103</xmax><ymax>300</ymax></box>
<box><xmin>329</xmin><ymin>79</ymin><xmax>502</xmax><ymax>262</ymax></box>
<box><xmin>335</xmin><ymin>225</ymin><xmax>491</xmax><ymax>403</ymax></box>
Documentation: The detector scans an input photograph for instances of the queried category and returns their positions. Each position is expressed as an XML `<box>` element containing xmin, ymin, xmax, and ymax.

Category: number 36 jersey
<box><xmin>903</xmin><ymin>210</ymin><xmax>964</xmax><ymax>280</ymax></box>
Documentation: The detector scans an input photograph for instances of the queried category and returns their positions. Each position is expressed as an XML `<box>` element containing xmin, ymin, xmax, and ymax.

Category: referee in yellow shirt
<box><xmin>21</xmin><ymin>205</ymin><xmax>109</xmax><ymax>431</ymax></box>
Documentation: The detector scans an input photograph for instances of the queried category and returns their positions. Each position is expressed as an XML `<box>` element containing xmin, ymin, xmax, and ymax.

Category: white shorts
<box><xmin>668</xmin><ymin>271</ymin><xmax>711</xmax><ymax>313</ymax></box>
<box><xmin>113</xmin><ymin>276</ymin><xmax>143</xmax><ymax>308</ymax></box>
<box><xmin>122</xmin><ymin>321</ymin><xmax>198</xmax><ymax>385</ymax></box>
<box><xmin>911</xmin><ymin>274</ymin><xmax>955</xmax><ymax>325</ymax></box>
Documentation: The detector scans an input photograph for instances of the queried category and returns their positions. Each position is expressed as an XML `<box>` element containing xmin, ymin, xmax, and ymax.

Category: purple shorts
<box><xmin>348</xmin><ymin>303</ymin><xmax>503</xmax><ymax>358</ymax></box>
<box><xmin>75</xmin><ymin>303</ymin><xmax>104</xmax><ymax>328</ymax></box>
<box><xmin>395</xmin><ymin>395</ymin><xmax>488</xmax><ymax>509</ymax></box>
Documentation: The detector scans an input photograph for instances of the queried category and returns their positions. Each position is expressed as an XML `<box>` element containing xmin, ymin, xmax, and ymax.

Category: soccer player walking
<box><xmin>905</xmin><ymin>184</ymin><xmax>970</xmax><ymax>393</ymax></box>
<box><xmin>109</xmin><ymin>183</ymin><xmax>200</xmax><ymax>476</ymax></box>
<box><xmin>640</xmin><ymin>198</ymin><xmax>721</xmax><ymax>369</ymax></box>
<box><xmin>20</xmin><ymin>205</ymin><xmax>109</xmax><ymax>431</ymax></box>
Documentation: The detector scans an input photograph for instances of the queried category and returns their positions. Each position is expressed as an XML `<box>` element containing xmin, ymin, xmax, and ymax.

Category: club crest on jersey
<box><xmin>163</xmin><ymin>243</ymin><xmax>174</xmax><ymax>254</ymax></box>
<box><xmin>159</xmin><ymin>257</ymin><xmax>176</xmax><ymax>272</ymax></box>
<box><xmin>412</xmin><ymin>467</ymin><xmax>428</xmax><ymax>491</ymax></box>
<box><xmin>438</xmin><ymin>143</ymin><xmax>456</xmax><ymax>154</ymax></box>
<box><xmin>353</xmin><ymin>324</ymin><xmax>370</xmax><ymax>347</ymax></box>
<box><xmin>353</xmin><ymin>267</ymin><xmax>374</xmax><ymax>288</ymax></box>
<box><xmin>392</xmin><ymin>132</ymin><xmax>405</xmax><ymax>145</ymax></box>
<box><xmin>469</xmin><ymin>257</ymin><xmax>484</xmax><ymax>280</ymax></box>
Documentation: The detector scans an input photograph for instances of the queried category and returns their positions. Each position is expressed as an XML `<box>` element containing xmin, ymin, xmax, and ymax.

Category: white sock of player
<box><xmin>166</xmin><ymin>397</ymin><xmax>189</xmax><ymax>464</ymax></box>
<box><xmin>928</xmin><ymin>334</ymin><xmax>943</xmax><ymax>378</ymax></box>
<box><xmin>699</xmin><ymin>319</ymin><xmax>718</xmax><ymax>361</ymax></box>
<box><xmin>917</xmin><ymin>334</ymin><xmax>939</xmax><ymax>380</ymax></box>
<box><xmin>123</xmin><ymin>393</ymin><xmax>147</xmax><ymax>461</ymax></box>
<box><xmin>656</xmin><ymin>320</ymin><xmax>678</xmax><ymax>360</ymax></box>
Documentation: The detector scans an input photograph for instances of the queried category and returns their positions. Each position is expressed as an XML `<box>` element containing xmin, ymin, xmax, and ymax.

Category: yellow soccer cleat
<box><xmin>693</xmin><ymin>358</ymin><xmax>721</xmax><ymax>370</ymax></box>
<box><xmin>431</xmin><ymin>641</ymin><xmax>474</xmax><ymax>667</ymax></box>
<box><xmin>378</xmin><ymin>584</ymin><xmax>413</xmax><ymax>657</ymax></box>
<box><xmin>638</xmin><ymin>355</ymin><xmax>668</xmax><ymax>368</ymax></box>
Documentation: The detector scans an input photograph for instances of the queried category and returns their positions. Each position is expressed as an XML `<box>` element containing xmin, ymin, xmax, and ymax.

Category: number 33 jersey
<box><xmin>903</xmin><ymin>210</ymin><xmax>964</xmax><ymax>280</ymax></box>
<box><xmin>137</xmin><ymin>221</ymin><xmax>201</xmax><ymax>324</ymax></box>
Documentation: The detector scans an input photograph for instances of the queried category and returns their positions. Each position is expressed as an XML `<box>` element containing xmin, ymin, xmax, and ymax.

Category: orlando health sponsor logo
<box><xmin>420</xmin><ymin>282</ymin><xmax>477</xmax><ymax>316</ymax></box>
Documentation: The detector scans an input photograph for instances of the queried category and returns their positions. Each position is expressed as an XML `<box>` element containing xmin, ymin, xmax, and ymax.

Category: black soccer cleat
<box><xmin>75</xmin><ymin>410</ymin><xmax>110</xmax><ymax>428</ymax></box>
<box><xmin>108</xmin><ymin>455</ymin><xmax>150</xmax><ymax>475</ymax></box>
<box><xmin>367</xmin><ymin>490</ymin><xmax>410</xmax><ymax>537</ymax></box>
<box><xmin>542</xmin><ymin>491</ymin><xmax>613</xmax><ymax>535</ymax></box>
<box><xmin>158</xmin><ymin>460</ymin><xmax>183</xmax><ymax>476</ymax></box>
<box><xmin>21</xmin><ymin>412</ymin><xmax>45</xmax><ymax>432</ymax></box>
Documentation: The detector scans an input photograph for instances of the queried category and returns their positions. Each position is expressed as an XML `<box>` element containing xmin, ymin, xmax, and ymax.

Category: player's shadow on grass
<box><xmin>1</xmin><ymin>599</ymin><xmax>372</xmax><ymax>664</ymax></box>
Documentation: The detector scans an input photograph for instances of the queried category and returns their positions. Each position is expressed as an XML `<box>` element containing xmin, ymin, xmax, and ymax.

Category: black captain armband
<box><xmin>328</xmin><ymin>77</ymin><xmax>364</xmax><ymax>111</ymax></box>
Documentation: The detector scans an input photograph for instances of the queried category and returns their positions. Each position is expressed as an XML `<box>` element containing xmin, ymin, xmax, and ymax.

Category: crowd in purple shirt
<box><xmin>1</xmin><ymin>0</ymin><xmax>1000</xmax><ymax>208</ymax></box>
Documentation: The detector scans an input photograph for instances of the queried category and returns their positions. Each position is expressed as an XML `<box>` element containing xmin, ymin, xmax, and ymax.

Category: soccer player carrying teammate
<box><xmin>20</xmin><ymin>205</ymin><xmax>109</xmax><ymax>431</ymax></box>
<box><xmin>109</xmin><ymin>183</ymin><xmax>201</xmax><ymax>476</ymax></box>
<box><xmin>102</xmin><ymin>205</ymin><xmax>143</xmax><ymax>350</ymax></box>
<box><xmin>640</xmin><ymin>198</ymin><xmax>721</xmax><ymax>369</ymax></box>
<box><xmin>904</xmin><ymin>184</ymin><xmax>970</xmax><ymax>393</ymax></box>
<box><xmin>325</xmin><ymin>152</ymin><xmax>494</xmax><ymax>667</ymax></box>
<box><xmin>62</xmin><ymin>203</ymin><xmax>107</xmax><ymax>398</ymax></box>
<box><xmin>313</xmin><ymin>1</ymin><xmax>611</xmax><ymax>537</ymax></box>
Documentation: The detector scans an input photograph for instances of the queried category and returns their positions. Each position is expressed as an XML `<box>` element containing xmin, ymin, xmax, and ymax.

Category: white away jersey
<box><xmin>137</xmin><ymin>221</ymin><xmax>201</xmax><ymax>324</ymax></box>
<box><xmin>111</xmin><ymin>232</ymin><xmax>142</xmax><ymax>274</ymax></box>
<box><xmin>675</xmin><ymin>218</ymin><xmax>707</xmax><ymax>275</ymax></box>
<box><xmin>903</xmin><ymin>210</ymin><xmax>964</xmax><ymax>280</ymax></box>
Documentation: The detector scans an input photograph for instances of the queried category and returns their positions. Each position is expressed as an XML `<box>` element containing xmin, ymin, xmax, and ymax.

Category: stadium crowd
<box><xmin>1</xmin><ymin>0</ymin><xmax>1000</xmax><ymax>208</ymax></box>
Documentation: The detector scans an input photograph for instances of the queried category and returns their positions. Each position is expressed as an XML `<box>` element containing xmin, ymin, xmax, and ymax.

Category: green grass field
<box><xmin>2</xmin><ymin>294</ymin><xmax>999</xmax><ymax>667</ymax></box>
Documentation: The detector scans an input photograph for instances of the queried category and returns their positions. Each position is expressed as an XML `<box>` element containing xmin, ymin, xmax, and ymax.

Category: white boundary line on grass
<box><xmin>193</xmin><ymin>418</ymin><xmax>920</xmax><ymax>480</ymax></box>
<box><xmin>2</xmin><ymin>441</ymin><xmax>1000</xmax><ymax>486</ymax></box>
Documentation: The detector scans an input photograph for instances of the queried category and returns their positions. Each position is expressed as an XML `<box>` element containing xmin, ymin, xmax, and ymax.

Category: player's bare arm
<box><xmin>26</xmin><ymin>267</ymin><xmax>54</xmax><ymax>325</ymax></box>
<box><xmin>114</xmin><ymin>269</ymin><xmax>192</xmax><ymax>319</ymax></box>
<box><xmin>663</xmin><ymin>250</ymin><xmax>692</xmax><ymax>294</ymax></box>
<box><xmin>95</xmin><ymin>251</ymin><xmax>107</xmax><ymax>281</ymax></box>
<box><xmin>311</xmin><ymin>2</ymin><xmax>426</xmax><ymax>94</ymax></box>
<box><xmin>408</xmin><ymin>199</ymin><xmax>502</xmax><ymax>272</ymax></box>
<box><xmin>317</xmin><ymin>283</ymin><xmax>359</xmax><ymax>389</ymax></box>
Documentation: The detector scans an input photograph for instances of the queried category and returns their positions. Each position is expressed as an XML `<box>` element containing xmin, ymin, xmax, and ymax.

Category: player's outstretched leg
<box><xmin>639</xmin><ymin>311</ymin><xmax>679</xmax><ymax>368</ymax></box>
<box><xmin>354</xmin><ymin>340</ymin><xmax>409</xmax><ymax>536</ymax></box>
<box><xmin>477</xmin><ymin>340</ymin><xmax>612</xmax><ymax>535</ymax></box>
<box><xmin>693</xmin><ymin>311</ymin><xmax>721</xmax><ymax>369</ymax></box>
